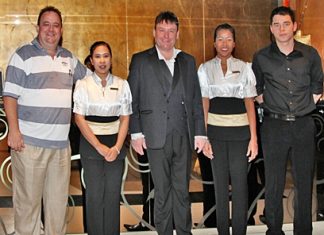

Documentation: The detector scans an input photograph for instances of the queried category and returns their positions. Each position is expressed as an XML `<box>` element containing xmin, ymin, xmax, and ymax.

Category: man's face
<box><xmin>270</xmin><ymin>14</ymin><xmax>297</xmax><ymax>44</ymax></box>
<box><xmin>153</xmin><ymin>20</ymin><xmax>179</xmax><ymax>52</ymax></box>
<box><xmin>37</xmin><ymin>11</ymin><xmax>62</xmax><ymax>50</ymax></box>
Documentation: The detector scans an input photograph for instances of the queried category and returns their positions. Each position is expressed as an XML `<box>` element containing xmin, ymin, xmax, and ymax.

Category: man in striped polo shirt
<box><xmin>3</xmin><ymin>6</ymin><xmax>87</xmax><ymax>235</ymax></box>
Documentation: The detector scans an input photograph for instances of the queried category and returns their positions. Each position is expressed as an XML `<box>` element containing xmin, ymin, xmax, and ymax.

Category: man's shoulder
<box><xmin>133</xmin><ymin>47</ymin><xmax>155</xmax><ymax>58</ymax></box>
<box><xmin>59</xmin><ymin>47</ymin><xmax>74</xmax><ymax>58</ymax></box>
<box><xmin>178</xmin><ymin>50</ymin><xmax>194</xmax><ymax>59</ymax></box>
<box><xmin>254</xmin><ymin>43</ymin><xmax>272</xmax><ymax>57</ymax></box>
<box><xmin>294</xmin><ymin>40</ymin><xmax>319</xmax><ymax>57</ymax></box>
<box><xmin>14</xmin><ymin>42</ymin><xmax>39</xmax><ymax>61</ymax></box>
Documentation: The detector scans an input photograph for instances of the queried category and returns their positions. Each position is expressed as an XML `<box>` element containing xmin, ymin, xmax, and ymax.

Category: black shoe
<box><xmin>259</xmin><ymin>214</ymin><xmax>267</xmax><ymax>224</ymax></box>
<box><xmin>124</xmin><ymin>223</ymin><xmax>150</xmax><ymax>231</ymax></box>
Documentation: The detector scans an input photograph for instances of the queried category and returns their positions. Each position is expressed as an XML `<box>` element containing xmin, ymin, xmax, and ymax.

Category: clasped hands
<box><xmin>96</xmin><ymin>143</ymin><xmax>119</xmax><ymax>162</ymax></box>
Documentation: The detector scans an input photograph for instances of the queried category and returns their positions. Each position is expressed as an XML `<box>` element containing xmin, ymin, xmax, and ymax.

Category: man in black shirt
<box><xmin>252</xmin><ymin>6</ymin><xmax>323</xmax><ymax>235</ymax></box>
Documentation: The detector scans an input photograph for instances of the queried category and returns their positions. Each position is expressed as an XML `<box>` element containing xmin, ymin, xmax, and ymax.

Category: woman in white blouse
<box><xmin>73</xmin><ymin>41</ymin><xmax>132</xmax><ymax>235</ymax></box>
<box><xmin>198</xmin><ymin>24</ymin><xmax>258</xmax><ymax>235</ymax></box>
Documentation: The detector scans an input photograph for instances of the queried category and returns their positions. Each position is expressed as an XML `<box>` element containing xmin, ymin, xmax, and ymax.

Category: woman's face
<box><xmin>91</xmin><ymin>45</ymin><xmax>112</xmax><ymax>79</ymax></box>
<box><xmin>214</xmin><ymin>29</ymin><xmax>235</xmax><ymax>60</ymax></box>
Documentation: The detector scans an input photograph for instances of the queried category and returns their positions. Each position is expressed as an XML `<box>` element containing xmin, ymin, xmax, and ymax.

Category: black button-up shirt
<box><xmin>252</xmin><ymin>40</ymin><xmax>323</xmax><ymax>116</ymax></box>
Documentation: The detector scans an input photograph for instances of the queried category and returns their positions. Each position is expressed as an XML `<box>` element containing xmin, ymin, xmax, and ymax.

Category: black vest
<box><xmin>163</xmin><ymin>59</ymin><xmax>188</xmax><ymax>136</ymax></box>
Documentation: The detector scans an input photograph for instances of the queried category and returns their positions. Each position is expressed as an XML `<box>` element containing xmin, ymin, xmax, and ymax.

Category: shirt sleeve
<box><xmin>310</xmin><ymin>48</ymin><xmax>324</xmax><ymax>95</ymax></box>
<box><xmin>72</xmin><ymin>55</ymin><xmax>87</xmax><ymax>83</ymax></box>
<box><xmin>197</xmin><ymin>63</ymin><xmax>210</xmax><ymax>98</ymax></box>
<box><xmin>73</xmin><ymin>79</ymin><xmax>88</xmax><ymax>115</ymax></box>
<box><xmin>252</xmin><ymin>53</ymin><xmax>264</xmax><ymax>96</ymax></box>
<box><xmin>3</xmin><ymin>53</ymin><xmax>25</xmax><ymax>98</ymax></box>
<box><xmin>119</xmin><ymin>80</ymin><xmax>133</xmax><ymax>116</ymax></box>
<box><xmin>242</xmin><ymin>62</ymin><xmax>257</xmax><ymax>98</ymax></box>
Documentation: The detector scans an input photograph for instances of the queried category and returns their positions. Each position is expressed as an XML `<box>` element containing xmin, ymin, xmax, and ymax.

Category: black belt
<box><xmin>263</xmin><ymin>112</ymin><xmax>300</xmax><ymax>121</ymax></box>
<box><xmin>85</xmin><ymin>115</ymin><xmax>119</xmax><ymax>123</ymax></box>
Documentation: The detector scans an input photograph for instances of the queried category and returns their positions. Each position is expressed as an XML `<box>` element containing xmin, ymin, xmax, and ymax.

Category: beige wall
<box><xmin>0</xmin><ymin>0</ymin><xmax>277</xmax><ymax>79</ymax></box>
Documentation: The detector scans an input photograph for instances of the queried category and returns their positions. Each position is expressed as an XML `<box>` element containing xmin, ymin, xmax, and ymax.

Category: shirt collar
<box><xmin>214</xmin><ymin>56</ymin><xmax>234</xmax><ymax>64</ymax></box>
<box><xmin>92</xmin><ymin>72</ymin><xmax>113</xmax><ymax>86</ymax></box>
<box><xmin>155</xmin><ymin>45</ymin><xmax>181</xmax><ymax>62</ymax></box>
<box><xmin>271</xmin><ymin>40</ymin><xmax>303</xmax><ymax>58</ymax></box>
<box><xmin>32</xmin><ymin>37</ymin><xmax>63</xmax><ymax>56</ymax></box>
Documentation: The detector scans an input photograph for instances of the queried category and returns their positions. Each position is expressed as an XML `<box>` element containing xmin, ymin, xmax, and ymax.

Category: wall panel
<box><xmin>0</xmin><ymin>0</ymin><xmax>277</xmax><ymax>79</ymax></box>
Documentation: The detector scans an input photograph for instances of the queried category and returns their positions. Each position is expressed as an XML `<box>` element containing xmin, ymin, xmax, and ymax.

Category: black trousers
<box><xmin>138</xmin><ymin>150</ymin><xmax>155</xmax><ymax>225</ymax></box>
<box><xmin>147</xmin><ymin>131</ymin><xmax>192</xmax><ymax>235</ymax></box>
<box><xmin>262</xmin><ymin>116</ymin><xmax>315</xmax><ymax>235</ymax></box>
<box><xmin>197</xmin><ymin>152</ymin><xmax>217</xmax><ymax>227</ymax></box>
<box><xmin>210</xmin><ymin>139</ymin><xmax>249</xmax><ymax>235</ymax></box>
<box><xmin>80</xmin><ymin>135</ymin><xmax>124</xmax><ymax>235</ymax></box>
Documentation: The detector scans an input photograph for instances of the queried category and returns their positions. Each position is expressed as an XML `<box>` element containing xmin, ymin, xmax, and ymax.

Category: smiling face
<box><xmin>270</xmin><ymin>14</ymin><xmax>297</xmax><ymax>45</ymax></box>
<box><xmin>90</xmin><ymin>44</ymin><xmax>112</xmax><ymax>79</ymax></box>
<box><xmin>214</xmin><ymin>29</ymin><xmax>235</xmax><ymax>60</ymax></box>
<box><xmin>153</xmin><ymin>20</ymin><xmax>179</xmax><ymax>53</ymax></box>
<box><xmin>37</xmin><ymin>11</ymin><xmax>62</xmax><ymax>52</ymax></box>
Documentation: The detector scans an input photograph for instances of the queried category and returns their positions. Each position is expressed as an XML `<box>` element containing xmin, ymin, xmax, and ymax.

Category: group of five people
<box><xmin>2</xmin><ymin>4</ymin><xmax>323</xmax><ymax>235</ymax></box>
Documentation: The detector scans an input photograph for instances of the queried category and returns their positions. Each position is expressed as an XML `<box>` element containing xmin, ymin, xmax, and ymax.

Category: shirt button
<box><xmin>288</xmin><ymin>80</ymin><xmax>291</xmax><ymax>83</ymax></box>
<box><xmin>287</xmin><ymin>68</ymin><xmax>291</xmax><ymax>71</ymax></box>
<box><xmin>289</xmin><ymin>91</ymin><xmax>293</xmax><ymax>94</ymax></box>
<box><xmin>289</xmin><ymin>102</ymin><xmax>293</xmax><ymax>105</ymax></box>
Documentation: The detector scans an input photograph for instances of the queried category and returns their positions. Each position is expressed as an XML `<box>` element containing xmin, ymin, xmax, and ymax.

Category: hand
<box><xmin>203</xmin><ymin>141</ymin><xmax>214</xmax><ymax>159</ymax></box>
<box><xmin>194</xmin><ymin>137</ymin><xmax>207</xmax><ymax>154</ymax></box>
<box><xmin>131</xmin><ymin>137</ymin><xmax>147</xmax><ymax>155</ymax></box>
<box><xmin>105</xmin><ymin>146</ymin><xmax>119</xmax><ymax>162</ymax></box>
<box><xmin>246</xmin><ymin>138</ymin><xmax>258</xmax><ymax>162</ymax></box>
<box><xmin>95</xmin><ymin>143</ymin><xmax>110</xmax><ymax>159</ymax></box>
<box><xmin>7</xmin><ymin>130</ymin><xmax>25</xmax><ymax>152</ymax></box>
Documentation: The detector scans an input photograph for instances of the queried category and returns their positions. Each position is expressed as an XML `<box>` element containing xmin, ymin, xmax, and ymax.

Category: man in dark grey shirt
<box><xmin>252</xmin><ymin>6</ymin><xmax>323</xmax><ymax>235</ymax></box>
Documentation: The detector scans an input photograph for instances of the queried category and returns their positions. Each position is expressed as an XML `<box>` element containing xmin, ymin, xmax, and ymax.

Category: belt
<box><xmin>263</xmin><ymin>112</ymin><xmax>304</xmax><ymax>121</ymax></box>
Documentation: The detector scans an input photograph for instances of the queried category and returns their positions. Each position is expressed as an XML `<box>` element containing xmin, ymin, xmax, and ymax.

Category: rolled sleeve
<box><xmin>310</xmin><ymin>49</ymin><xmax>324</xmax><ymax>95</ymax></box>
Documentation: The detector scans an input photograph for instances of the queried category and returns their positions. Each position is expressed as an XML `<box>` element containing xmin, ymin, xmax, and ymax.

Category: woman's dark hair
<box><xmin>90</xmin><ymin>41</ymin><xmax>112</xmax><ymax>58</ymax></box>
<box><xmin>214</xmin><ymin>23</ymin><xmax>236</xmax><ymax>42</ymax></box>
<box><xmin>84</xmin><ymin>54</ymin><xmax>94</xmax><ymax>72</ymax></box>
<box><xmin>89</xmin><ymin>41</ymin><xmax>112</xmax><ymax>73</ymax></box>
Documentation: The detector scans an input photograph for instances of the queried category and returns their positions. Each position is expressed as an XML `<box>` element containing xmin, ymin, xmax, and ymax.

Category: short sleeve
<box><xmin>119</xmin><ymin>80</ymin><xmax>133</xmax><ymax>116</ymax></box>
<box><xmin>242</xmin><ymin>63</ymin><xmax>257</xmax><ymax>98</ymax></box>
<box><xmin>197</xmin><ymin>63</ymin><xmax>210</xmax><ymax>98</ymax></box>
<box><xmin>73</xmin><ymin>79</ymin><xmax>88</xmax><ymax>115</ymax></box>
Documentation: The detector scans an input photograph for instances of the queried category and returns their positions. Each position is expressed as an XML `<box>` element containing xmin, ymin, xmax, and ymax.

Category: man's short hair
<box><xmin>37</xmin><ymin>6</ymin><xmax>62</xmax><ymax>26</ymax></box>
<box><xmin>270</xmin><ymin>6</ymin><xmax>295</xmax><ymax>24</ymax></box>
<box><xmin>155</xmin><ymin>11</ymin><xmax>179</xmax><ymax>30</ymax></box>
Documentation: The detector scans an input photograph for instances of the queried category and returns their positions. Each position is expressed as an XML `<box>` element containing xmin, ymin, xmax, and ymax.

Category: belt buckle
<box><xmin>286</xmin><ymin>114</ymin><xmax>295</xmax><ymax>121</ymax></box>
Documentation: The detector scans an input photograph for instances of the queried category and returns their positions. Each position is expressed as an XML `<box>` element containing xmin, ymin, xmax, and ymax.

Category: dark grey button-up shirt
<box><xmin>252</xmin><ymin>40</ymin><xmax>323</xmax><ymax>116</ymax></box>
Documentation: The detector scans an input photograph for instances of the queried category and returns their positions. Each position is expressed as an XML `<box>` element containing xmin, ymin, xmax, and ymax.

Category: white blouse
<box><xmin>198</xmin><ymin>56</ymin><xmax>257</xmax><ymax>99</ymax></box>
<box><xmin>73</xmin><ymin>72</ymin><xmax>132</xmax><ymax>117</ymax></box>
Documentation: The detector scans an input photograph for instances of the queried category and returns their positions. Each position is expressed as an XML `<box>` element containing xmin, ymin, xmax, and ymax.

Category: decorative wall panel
<box><xmin>0</xmin><ymin>0</ymin><xmax>277</xmax><ymax>80</ymax></box>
